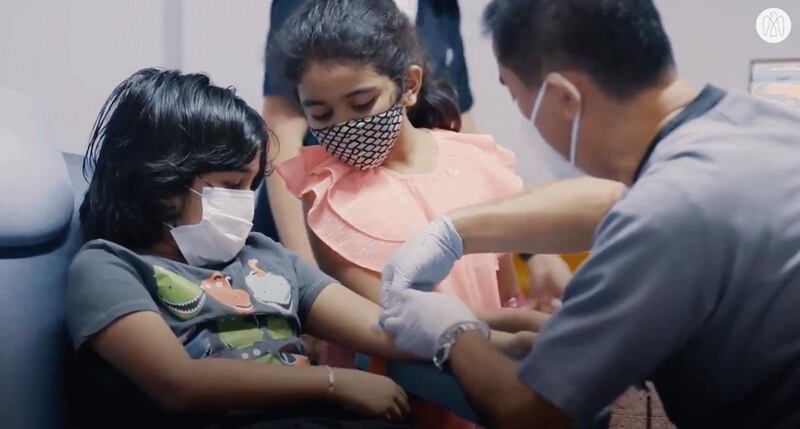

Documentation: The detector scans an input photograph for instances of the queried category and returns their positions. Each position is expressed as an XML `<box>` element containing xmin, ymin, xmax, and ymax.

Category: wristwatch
<box><xmin>433</xmin><ymin>321</ymin><xmax>490</xmax><ymax>370</ymax></box>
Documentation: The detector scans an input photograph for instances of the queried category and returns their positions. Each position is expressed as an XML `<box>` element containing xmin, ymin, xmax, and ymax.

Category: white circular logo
<box><xmin>757</xmin><ymin>8</ymin><xmax>792</xmax><ymax>43</ymax></box>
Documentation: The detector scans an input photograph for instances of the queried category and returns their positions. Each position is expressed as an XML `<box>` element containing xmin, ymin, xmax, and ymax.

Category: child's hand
<box><xmin>331</xmin><ymin>369</ymin><xmax>410</xmax><ymax>421</ymax></box>
<box><xmin>491</xmin><ymin>330</ymin><xmax>536</xmax><ymax>360</ymax></box>
<box><xmin>528</xmin><ymin>255</ymin><xmax>572</xmax><ymax>313</ymax></box>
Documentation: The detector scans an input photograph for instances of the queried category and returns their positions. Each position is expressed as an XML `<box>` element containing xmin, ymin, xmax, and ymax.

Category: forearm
<box><xmin>307</xmin><ymin>284</ymin><xmax>412</xmax><ymax>360</ymax></box>
<box><xmin>450</xmin><ymin>332</ymin><xmax>571</xmax><ymax>429</ymax></box>
<box><xmin>267</xmin><ymin>179</ymin><xmax>316</xmax><ymax>263</ymax></box>
<box><xmin>334</xmin><ymin>268</ymin><xmax>381</xmax><ymax>305</ymax></box>
<box><xmin>451</xmin><ymin>178</ymin><xmax>625</xmax><ymax>255</ymax></box>
<box><xmin>173</xmin><ymin>358</ymin><xmax>331</xmax><ymax>412</ymax></box>
<box><xmin>262</xmin><ymin>96</ymin><xmax>317</xmax><ymax>264</ymax></box>
<box><xmin>478</xmin><ymin>308</ymin><xmax>550</xmax><ymax>333</ymax></box>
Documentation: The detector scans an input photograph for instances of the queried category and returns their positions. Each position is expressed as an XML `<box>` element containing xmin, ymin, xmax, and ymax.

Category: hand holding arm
<box><xmin>379</xmin><ymin>290</ymin><xmax>570</xmax><ymax>428</ymax></box>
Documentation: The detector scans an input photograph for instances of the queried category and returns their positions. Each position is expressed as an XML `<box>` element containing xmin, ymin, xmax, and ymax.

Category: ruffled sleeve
<box><xmin>276</xmin><ymin>147</ymin><xmax>428</xmax><ymax>273</ymax></box>
<box><xmin>442</xmin><ymin>130</ymin><xmax>518</xmax><ymax>170</ymax></box>
<box><xmin>275</xmin><ymin>131</ymin><xmax>524</xmax><ymax>277</ymax></box>
<box><xmin>427</xmin><ymin>130</ymin><xmax>524</xmax><ymax>207</ymax></box>
<box><xmin>276</xmin><ymin>145</ymin><xmax>335</xmax><ymax>200</ymax></box>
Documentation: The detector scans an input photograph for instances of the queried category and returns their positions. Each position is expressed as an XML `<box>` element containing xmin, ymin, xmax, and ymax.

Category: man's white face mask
<box><xmin>526</xmin><ymin>73</ymin><xmax>586</xmax><ymax>180</ymax></box>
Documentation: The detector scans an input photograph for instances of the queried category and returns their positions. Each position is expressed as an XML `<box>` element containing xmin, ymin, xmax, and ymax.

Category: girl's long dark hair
<box><xmin>277</xmin><ymin>0</ymin><xmax>461</xmax><ymax>131</ymax></box>
<box><xmin>80</xmin><ymin>68</ymin><xmax>269</xmax><ymax>250</ymax></box>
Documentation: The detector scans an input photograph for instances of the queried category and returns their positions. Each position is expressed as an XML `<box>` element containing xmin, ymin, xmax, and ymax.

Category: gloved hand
<box><xmin>380</xmin><ymin>289</ymin><xmax>487</xmax><ymax>360</ymax></box>
<box><xmin>380</xmin><ymin>216</ymin><xmax>463</xmax><ymax>305</ymax></box>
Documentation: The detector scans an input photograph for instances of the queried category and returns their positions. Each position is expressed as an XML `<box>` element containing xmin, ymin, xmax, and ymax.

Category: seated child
<box><xmin>67</xmin><ymin>68</ymin><xmax>418</xmax><ymax>429</ymax></box>
<box><xmin>68</xmin><ymin>68</ymin><xmax>528</xmax><ymax>429</ymax></box>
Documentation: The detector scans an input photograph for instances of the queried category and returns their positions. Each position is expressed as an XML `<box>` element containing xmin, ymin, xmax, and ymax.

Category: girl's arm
<box><xmin>263</xmin><ymin>95</ymin><xmax>318</xmax><ymax>266</ymax></box>
<box><xmin>90</xmin><ymin>311</ymin><xmax>409</xmax><ymax>418</ymax></box>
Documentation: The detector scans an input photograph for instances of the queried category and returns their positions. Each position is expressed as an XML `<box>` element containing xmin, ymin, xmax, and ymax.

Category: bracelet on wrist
<box><xmin>322</xmin><ymin>365</ymin><xmax>335</xmax><ymax>398</ymax></box>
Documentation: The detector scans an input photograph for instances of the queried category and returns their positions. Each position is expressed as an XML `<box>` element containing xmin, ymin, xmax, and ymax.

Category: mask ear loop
<box><xmin>549</xmin><ymin>73</ymin><xmax>582</xmax><ymax>165</ymax></box>
<box><xmin>185</xmin><ymin>176</ymin><xmax>213</xmax><ymax>198</ymax></box>
<box><xmin>530</xmin><ymin>79</ymin><xmax>550</xmax><ymax>122</ymax></box>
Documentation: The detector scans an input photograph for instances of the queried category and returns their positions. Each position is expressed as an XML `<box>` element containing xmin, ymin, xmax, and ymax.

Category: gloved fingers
<box><xmin>380</xmin><ymin>315</ymin><xmax>405</xmax><ymax>336</ymax></box>
<box><xmin>397</xmin><ymin>288</ymin><xmax>426</xmax><ymax>299</ymax></box>
<box><xmin>381</xmin><ymin>277</ymin><xmax>410</xmax><ymax>308</ymax></box>
<box><xmin>378</xmin><ymin>303</ymin><xmax>401</xmax><ymax>328</ymax></box>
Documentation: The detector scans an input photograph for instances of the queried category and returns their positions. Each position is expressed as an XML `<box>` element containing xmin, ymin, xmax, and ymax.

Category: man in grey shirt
<box><xmin>379</xmin><ymin>0</ymin><xmax>800</xmax><ymax>428</ymax></box>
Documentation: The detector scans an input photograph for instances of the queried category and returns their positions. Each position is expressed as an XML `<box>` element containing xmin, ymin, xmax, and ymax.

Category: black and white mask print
<box><xmin>311</xmin><ymin>103</ymin><xmax>404</xmax><ymax>170</ymax></box>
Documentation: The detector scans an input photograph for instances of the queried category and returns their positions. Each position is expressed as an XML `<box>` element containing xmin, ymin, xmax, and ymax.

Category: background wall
<box><xmin>0</xmin><ymin>0</ymin><xmax>170</xmax><ymax>155</ymax></box>
<box><xmin>1</xmin><ymin>0</ymin><xmax>798</xmax><ymax>167</ymax></box>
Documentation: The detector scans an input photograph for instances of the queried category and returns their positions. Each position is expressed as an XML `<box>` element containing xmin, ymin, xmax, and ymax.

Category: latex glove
<box><xmin>380</xmin><ymin>289</ymin><xmax>487</xmax><ymax>359</ymax></box>
<box><xmin>380</xmin><ymin>216</ymin><xmax>463</xmax><ymax>304</ymax></box>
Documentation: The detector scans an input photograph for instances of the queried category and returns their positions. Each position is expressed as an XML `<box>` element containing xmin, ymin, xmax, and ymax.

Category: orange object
<box><xmin>560</xmin><ymin>252</ymin><xmax>591</xmax><ymax>272</ymax></box>
<box><xmin>512</xmin><ymin>254</ymin><xmax>532</xmax><ymax>298</ymax></box>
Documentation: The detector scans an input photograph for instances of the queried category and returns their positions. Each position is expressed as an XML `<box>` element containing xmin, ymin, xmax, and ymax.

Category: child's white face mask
<box><xmin>168</xmin><ymin>187</ymin><xmax>254</xmax><ymax>266</ymax></box>
<box><xmin>310</xmin><ymin>103</ymin><xmax>404</xmax><ymax>170</ymax></box>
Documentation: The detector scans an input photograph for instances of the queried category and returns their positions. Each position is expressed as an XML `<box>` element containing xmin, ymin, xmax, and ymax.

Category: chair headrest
<box><xmin>0</xmin><ymin>87</ymin><xmax>74</xmax><ymax>248</ymax></box>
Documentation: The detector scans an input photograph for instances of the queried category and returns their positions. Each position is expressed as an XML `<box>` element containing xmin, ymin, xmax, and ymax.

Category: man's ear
<box><xmin>546</xmin><ymin>73</ymin><xmax>582</xmax><ymax>121</ymax></box>
<box><xmin>403</xmin><ymin>65</ymin><xmax>424</xmax><ymax>108</ymax></box>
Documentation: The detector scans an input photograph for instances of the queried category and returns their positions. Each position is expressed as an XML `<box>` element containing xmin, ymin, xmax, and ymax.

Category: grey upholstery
<box><xmin>0</xmin><ymin>87</ymin><xmax>88</xmax><ymax>429</ymax></box>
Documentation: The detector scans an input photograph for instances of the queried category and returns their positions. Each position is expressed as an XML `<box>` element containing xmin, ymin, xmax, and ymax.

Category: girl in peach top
<box><xmin>273</xmin><ymin>1</ymin><xmax>546</xmax><ymax>427</ymax></box>
<box><xmin>275</xmin><ymin>0</ymin><xmax>546</xmax><ymax>330</ymax></box>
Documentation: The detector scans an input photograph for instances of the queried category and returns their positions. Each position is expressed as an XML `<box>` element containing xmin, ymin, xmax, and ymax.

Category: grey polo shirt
<box><xmin>519</xmin><ymin>86</ymin><xmax>800</xmax><ymax>428</ymax></box>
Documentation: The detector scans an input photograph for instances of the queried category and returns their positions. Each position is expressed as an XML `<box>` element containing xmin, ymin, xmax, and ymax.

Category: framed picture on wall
<box><xmin>750</xmin><ymin>59</ymin><xmax>800</xmax><ymax>110</ymax></box>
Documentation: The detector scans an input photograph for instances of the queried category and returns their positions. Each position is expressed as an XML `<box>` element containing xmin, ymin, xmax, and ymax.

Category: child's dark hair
<box><xmin>80</xmin><ymin>68</ymin><xmax>269</xmax><ymax>250</ymax></box>
<box><xmin>277</xmin><ymin>0</ymin><xmax>461</xmax><ymax>131</ymax></box>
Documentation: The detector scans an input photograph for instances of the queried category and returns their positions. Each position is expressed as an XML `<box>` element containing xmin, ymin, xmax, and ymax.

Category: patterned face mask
<box><xmin>310</xmin><ymin>103</ymin><xmax>404</xmax><ymax>170</ymax></box>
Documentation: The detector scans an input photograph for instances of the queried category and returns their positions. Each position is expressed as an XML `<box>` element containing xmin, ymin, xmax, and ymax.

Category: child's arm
<box><xmin>306</xmin><ymin>283</ymin><xmax>535</xmax><ymax>362</ymax></box>
<box><xmin>305</xmin><ymin>283</ymin><xmax>412</xmax><ymax>359</ymax></box>
<box><xmin>90</xmin><ymin>311</ymin><xmax>410</xmax><ymax>418</ymax></box>
<box><xmin>476</xmin><ymin>307</ymin><xmax>551</xmax><ymax>333</ymax></box>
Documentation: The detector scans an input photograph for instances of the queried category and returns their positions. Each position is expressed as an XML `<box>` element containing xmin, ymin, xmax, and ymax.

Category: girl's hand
<box><xmin>491</xmin><ymin>330</ymin><xmax>537</xmax><ymax>360</ymax></box>
<box><xmin>528</xmin><ymin>255</ymin><xmax>572</xmax><ymax>313</ymax></box>
<box><xmin>330</xmin><ymin>369</ymin><xmax>410</xmax><ymax>421</ymax></box>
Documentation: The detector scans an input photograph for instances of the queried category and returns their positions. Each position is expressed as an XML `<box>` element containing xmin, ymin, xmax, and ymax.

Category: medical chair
<box><xmin>0</xmin><ymin>87</ymin><xmax>89</xmax><ymax>429</ymax></box>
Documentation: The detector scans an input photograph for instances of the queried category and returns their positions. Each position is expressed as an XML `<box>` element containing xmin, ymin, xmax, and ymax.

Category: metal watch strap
<box><xmin>433</xmin><ymin>321</ymin><xmax>489</xmax><ymax>370</ymax></box>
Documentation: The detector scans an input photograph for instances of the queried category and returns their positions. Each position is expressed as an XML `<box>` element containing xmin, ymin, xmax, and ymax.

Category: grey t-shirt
<box><xmin>67</xmin><ymin>233</ymin><xmax>335</xmax><ymax>365</ymax></box>
<box><xmin>518</xmin><ymin>87</ymin><xmax>800</xmax><ymax>428</ymax></box>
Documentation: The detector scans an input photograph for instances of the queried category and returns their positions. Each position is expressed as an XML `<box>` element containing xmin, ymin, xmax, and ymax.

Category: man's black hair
<box><xmin>484</xmin><ymin>0</ymin><xmax>676</xmax><ymax>99</ymax></box>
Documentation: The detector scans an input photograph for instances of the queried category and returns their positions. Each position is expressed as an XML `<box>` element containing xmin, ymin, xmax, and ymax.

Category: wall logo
<box><xmin>757</xmin><ymin>8</ymin><xmax>791</xmax><ymax>44</ymax></box>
